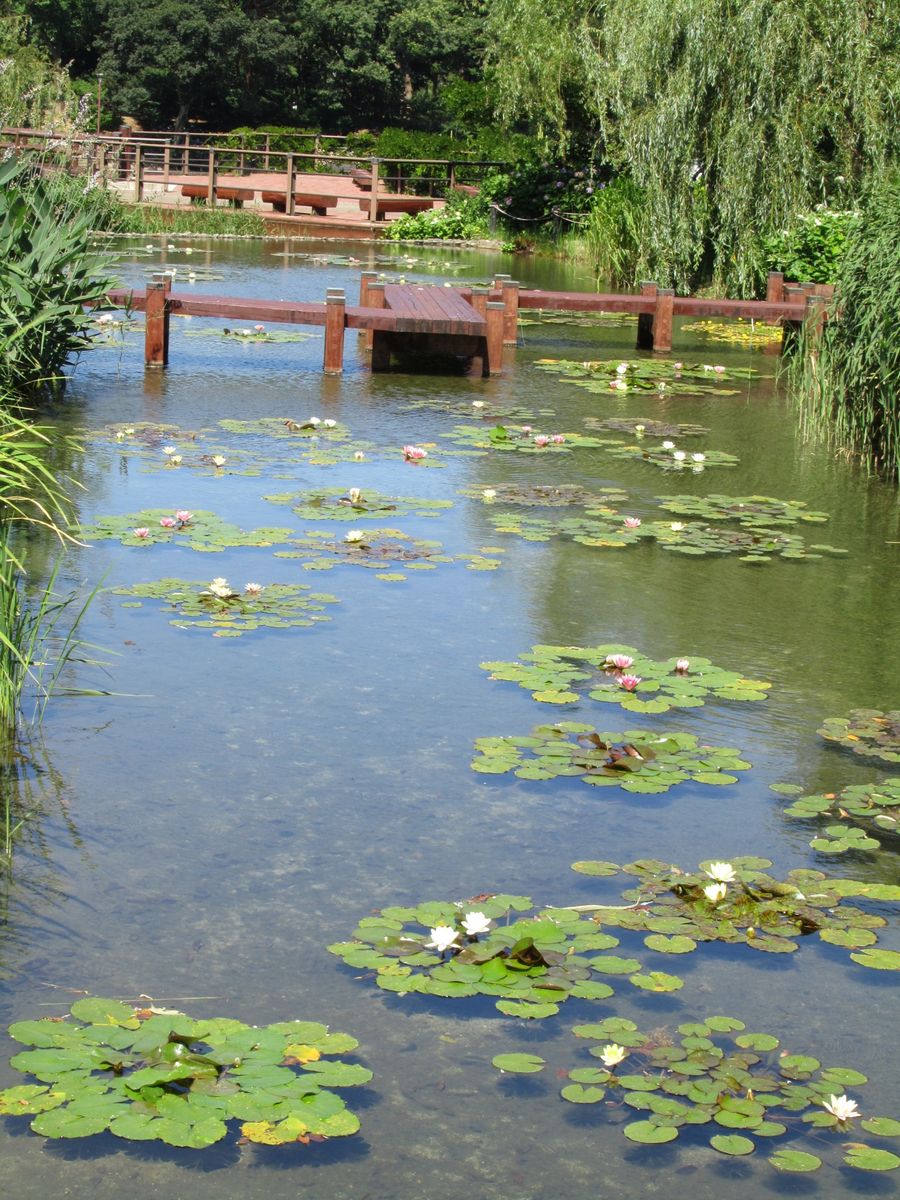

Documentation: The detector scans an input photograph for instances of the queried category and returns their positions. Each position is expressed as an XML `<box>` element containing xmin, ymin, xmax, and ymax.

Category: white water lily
<box><xmin>169</xmin><ymin>454</ymin><xmax>182</xmax><ymax>465</ymax></box>
<box><xmin>670</xmin><ymin>522</ymin><xmax>685</xmax><ymax>532</ymax></box>
<box><xmin>662</xmin><ymin>440</ymin><xmax>675</xmax><ymax>450</ymax></box>
<box><xmin>307</xmin><ymin>416</ymin><xmax>321</xmax><ymax>427</ymax></box>
<box><xmin>482</xmin><ymin>488</ymin><xmax>497</xmax><ymax>501</ymax></box>
<box><xmin>705</xmin><ymin>861</ymin><xmax>737</xmax><ymax>883</ymax></box>
<box><xmin>206</xmin><ymin>580</ymin><xmax>235</xmax><ymax>599</ymax></box>
<box><xmin>461</xmin><ymin>911</ymin><xmax>492</xmax><ymax>936</ymax></box>
<box><xmin>692</xmin><ymin>453</ymin><xmax>706</xmax><ymax>463</ymax></box>
<box><xmin>616</xmin><ymin>362</ymin><xmax>629</xmax><ymax>375</ymax></box>
<box><xmin>600</xmin><ymin>1043</ymin><xmax>627</xmax><ymax>1067</ymax></box>
<box><xmin>823</xmin><ymin>1094</ymin><xmax>860</xmax><ymax>1122</ymax></box>
<box><xmin>673</xmin><ymin>450</ymin><xmax>687</xmax><ymax>462</ymax></box>
<box><xmin>344</xmin><ymin>529</ymin><xmax>365</xmax><ymax>544</ymax></box>
<box><xmin>347</xmin><ymin>487</ymin><xmax>362</xmax><ymax>505</ymax></box>
<box><xmin>425</xmin><ymin>925</ymin><xmax>459</xmax><ymax>953</ymax></box>
<box><xmin>354</xmin><ymin>450</ymin><xmax>366</xmax><ymax>460</ymax></box>
<box><xmin>162</xmin><ymin>445</ymin><xmax>177</xmax><ymax>455</ymax></box>
<box><xmin>703</xmin><ymin>882</ymin><xmax>728</xmax><ymax>904</ymax></box>
<box><xmin>472</xmin><ymin>400</ymin><xmax>485</xmax><ymax>409</ymax></box>
<box><xmin>243</xmin><ymin>582</ymin><xmax>264</xmax><ymax>596</ymax></box>
<box><xmin>322</xmin><ymin>419</ymin><xmax>337</xmax><ymax>428</ymax></box>
<box><xmin>211</xmin><ymin>455</ymin><xmax>227</xmax><ymax>467</ymax></box>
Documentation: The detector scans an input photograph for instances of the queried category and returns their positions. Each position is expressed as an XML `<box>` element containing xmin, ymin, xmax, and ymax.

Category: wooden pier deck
<box><xmin>101</xmin><ymin>271</ymin><xmax>824</xmax><ymax>377</ymax></box>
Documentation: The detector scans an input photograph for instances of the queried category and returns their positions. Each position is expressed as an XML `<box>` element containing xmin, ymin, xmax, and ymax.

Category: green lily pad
<box><xmin>862</xmin><ymin>1117</ymin><xmax>900</xmax><ymax>1136</ymax></box>
<box><xmin>657</xmin><ymin>493</ymin><xmax>830</xmax><ymax>529</ymax></box>
<box><xmin>111</xmin><ymin>578</ymin><xmax>338</xmax><ymax>634</ymax></box>
<box><xmin>492</xmin><ymin>1053</ymin><xmax>546</xmax><ymax>1074</ymax></box>
<box><xmin>623</xmin><ymin>1120</ymin><xmax>679</xmax><ymax>1144</ymax></box>
<box><xmin>561</xmin><ymin>1084</ymin><xmax>606</xmax><ymax>1104</ymax></box>
<box><xmin>710</xmin><ymin>1133</ymin><xmax>756</xmax><ymax>1155</ymax></box>
<box><xmin>459</xmin><ymin>483</ymin><xmax>628</xmax><ymax>508</ymax></box>
<box><xmin>443</xmin><ymin>422</ymin><xmax>619</xmax><ymax>455</ymax></box>
<box><xmin>263</xmin><ymin>486</ymin><xmax>452</xmax><ymax>522</ymax></box>
<box><xmin>769</xmin><ymin>1148</ymin><xmax>822</xmax><ymax>1171</ymax></box>
<box><xmin>79</xmin><ymin>509</ymin><xmax>294</xmax><ymax>551</ymax></box>
<box><xmin>818</xmin><ymin>709</ymin><xmax>900</xmax><ymax>765</ymax></box>
<box><xmin>843</xmin><ymin>1145</ymin><xmax>900</xmax><ymax>1170</ymax></box>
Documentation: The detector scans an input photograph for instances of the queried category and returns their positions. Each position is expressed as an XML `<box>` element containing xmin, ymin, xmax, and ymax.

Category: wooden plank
<box><xmin>323</xmin><ymin>293</ymin><xmax>345</xmax><ymax>373</ymax></box>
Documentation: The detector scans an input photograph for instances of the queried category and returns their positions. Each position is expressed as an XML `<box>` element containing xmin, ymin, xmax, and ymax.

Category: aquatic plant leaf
<box><xmin>459</xmin><ymin>483</ymin><xmax>628</xmax><ymax>508</ymax></box>
<box><xmin>263</xmin><ymin>486</ymin><xmax>452</xmax><ymax>522</ymax></box>
<box><xmin>843</xmin><ymin>1145</ymin><xmax>900</xmax><ymax>1170</ymax></box>
<box><xmin>443</xmin><ymin>423</ymin><xmax>618</xmax><ymax>455</ymax></box>
<box><xmin>628</xmin><ymin>971</ymin><xmax>684</xmax><ymax>992</ymax></box>
<box><xmin>561</xmin><ymin>1084</ymin><xmax>606</xmax><ymax>1103</ymax></box>
<box><xmin>571</xmin><ymin>861</ymin><xmax>620</xmax><ymax>876</ymax></box>
<box><xmin>276</xmin><ymin>528</ymin><xmax>499</xmax><ymax>575</ymax></box>
<box><xmin>657</xmin><ymin>494</ymin><xmax>830</xmax><ymax>529</ymax></box>
<box><xmin>623</xmin><ymin>1120</ymin><xmax>679</xmax><ymax>1143</ymax></box>
<box><xmin>849</xmin><ymin>948</ymin><xmax>900</xmax><ymax>970</ymax></box>
<box><xmin>112</xmin><ymin>578</ymin><xmax>339</xmax><ymax>635</ymax></box>
<box><xmin>818</xmin><ymin>709</ymin><xmax>900</xmax><ymax>764</ymax></box>
<box><xmin>644</xmin><ymin>935</ymin><xmax>697</xmax><ymax>954</ymax></box>
<box><xmin>588</xmin><ymin>417</ymin><xmax>710</xmax><ymax>439</ymax></box>
<box><xmin>492</xmin><ymin>1053</ymin><xmax>546</xmax><ymax>1074</ymax></box>
<box><xmin>79</xmin><ymin>510</ymin><xmax>294</xmax><ymax>551</ymax></box>
<box><xmin>0</xmin><ymin>1001</ymin><xmax>367</xmax><ymax>1147</ymax></box>
<box><xmin>769</xmin><ymin>1148</ymin><xmax>822</xmax><ymax>1171</ymax></box>
<box><xmin>711</xmin><ymin>1134</ymin><xmax>755</xmax><ymax>1155</ymax></box>
<box><xmin>783</xmin><ymin>779</ymin><xmax>899</xmax><ymax>852</ymax></box>
<box><xmin>862</xmin><ymin>1118</ymin><xmax>900</xmax><ymax>1136</ymax></box>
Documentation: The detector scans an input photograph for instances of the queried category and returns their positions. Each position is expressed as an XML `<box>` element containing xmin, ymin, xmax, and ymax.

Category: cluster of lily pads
<box><xmin>681</xmin><ymin>318</ymin><xmax>783</xmax><ymax>345</ymax></box>
<box><xmin>493</xmin><ymin>1013</ymin><xmax>900</xmax><ymax>1171</ymax></box>
<box><xmin>533</xmin><ymin>357</ymin><xmax>761</xmax><ymax>399</ymax></box>
<box><xmin>112</xmin><ymin>577</ymin><xmax>339</xmax><ymax>636</ymax></box>
<box><xmin>782</xmin><ymin>778</ymin><xmax>900</xmax><ymax>852</ymax></box>
<box><xmin>587</xmin><ymin>417</ymin><xmax>710</xmax><ymax>439</ymax></box>
<box><xmin>262</xmin><ymin>487</ymin><xmax>452</xmax><ymax>522</ymax></box>
<box><xmin>79</xmin><ymin>509</ymin><xmax>294</xmax><ymax>551</ymax></box>
<box><xmin>657</xmin><ymin>493</ymin><xmax>830</xmax><ymax>529</ymax></box>
<box><xmin>471</xmin><ymin>723</ymin><xmax>751</xmax><ymax>794</ymax></box>
<box><xmin>479</xmin><ymin>643</ymin><xmax>771</xmax><ymax>713</ymax></box>
<box><xmin>274</xmin><ymin>529</ymin><xmax>503</xmax><ymax>578</ymax></box>
<box><xmin>0</xmin><ymin>997</ymin><xmax>369</xmax><ymax>1147</ymax></box>
<box><xmin>460</xmin><ymin>483</ymin><xmax>628</xmax><ymax>508</ymax></box>
<box><xmin>818</xmin><ymin>709</ymin><xmax>900</xmax><ymax>765</ymax></box>
<box><xmin>603</xmin><ymin>441</ymin><xmax>738</xmax><ymax>472</ymax></box>
<box><xmin>442</xmin><ymin>424</ymin><xmax>617</xmax><ymax>454</ymax></box>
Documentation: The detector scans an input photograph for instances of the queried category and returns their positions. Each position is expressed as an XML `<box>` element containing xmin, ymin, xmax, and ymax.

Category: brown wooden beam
<box><xmin>500</xmin><ymin>279</ymin><xmax>519</xmax><ymax>345</ymax></box>
<box><xmin>323</xmin><ymin>291</ymin><xmax>346</xmax><ymax>373</ymax></box>
<box><xmin>653</xmin><ymin>288</ymin><xmax>674</xmax><ymax>352</ymax></box>
<box><xmin>144</xmin><ymin>278</ymin><xmax>170</xmax><ymax>366</ymax></box>
<box><xmin>485</xmin><ymin>301</ymin><xmax>505</xmax><ymax>376</ymax></box>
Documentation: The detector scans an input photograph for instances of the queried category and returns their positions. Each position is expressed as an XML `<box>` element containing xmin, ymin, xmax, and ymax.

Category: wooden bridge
<box><xmin>102</xmin><ymin>272</ymin><xmax>826</xmax><ymax>377</ymax></box>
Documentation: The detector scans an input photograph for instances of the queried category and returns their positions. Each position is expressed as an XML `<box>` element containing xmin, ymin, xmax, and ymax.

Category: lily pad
<box><xmin>111</xmin><ymin>578</ymin><xmax>339</xmax><ymax>635</ymax></box>
<box><xmin>492</xmin><ymin>1053</ymin><xmax>546</xmax><ymax>1074</ymax></box>
<box><xmin>818</xmin><ymin>709</ymin><xmax>900</xmax><ymax>765</ymax></box>
<box><xmin>680</xmin><ymin>318</ymin><xmax>783</xmax><ymax>346</ymax></box>
<box><xmin>710</xmin><ymin>1133</ymin><xmax>755</xmax><ymax>1155</ymax></box>
<box><xmin>605</xmin><ymin>443</ymin><xmax>739</xmax><ymax>472</ymax></box>
<box><xmin>0</xmin><ymin>1000</ymin><xmax>368</xmax><ymax>1147</ymax></box>
<box><xmin>784</xmin><ymin>778</ymin><xmax>900</xmax><ymax>851</ymax></box>
<box><xmin>443</xmin><ymin>423</ymin><xmax>619</xmax><ymax>455</ymax></box>
<box><xmin>263</xmin><ymin>487</ymin><xmax>452</xmax><ymax>522</ymax></box>
<box><xmin>843</xmin><ymin>1145</ymin><xmax>900</xmax><ymax>1170</ymax></box>
<box><xmin>480</xmin><ymin>642</ymin><xmax>770</xmax><ymax>713</ymax></box>
<box><xmin>79</xmin><ymin>510</ymin><xmax>294</xmax><ymax>551</ymax></box>
<box><xmin>586</xmin><ymin>417</ymin><xmax>710</xmax><ymax>439</ymax></box>
<box><xmin>769</xmin><ymin>1148</ymin><xmax>822</xmax><ymax>1171</ymax></box>
<box><xmin>275</xmin><ymin>528</ymin><xmax>501</xmax><ymax>574</ymax></box>
<box><xmin>471</xmin><ymin>723</ymin><xmax>751</xmax><ymax>794</ymax></box>
<box><xmin>459</xmin><ymin>483</ymin><xmax>628</xmax><ymax>508</ymax></box>
<box><xmin>657</xmin><ymin>493</ymin><xmax>829</xmax><ymax>529</ymax></box>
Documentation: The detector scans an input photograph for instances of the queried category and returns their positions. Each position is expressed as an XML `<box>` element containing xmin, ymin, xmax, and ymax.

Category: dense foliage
<box><xmin>792</xmin><ymin>173</ymin><xmax>900</xmax><ymax>481</ymax></box>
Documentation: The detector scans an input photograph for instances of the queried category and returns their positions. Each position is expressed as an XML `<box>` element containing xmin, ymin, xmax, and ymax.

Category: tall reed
<box><xmin>791</xmin><ymin>172</ymin><xmax>900</xmax><ymax>482</ymax></box>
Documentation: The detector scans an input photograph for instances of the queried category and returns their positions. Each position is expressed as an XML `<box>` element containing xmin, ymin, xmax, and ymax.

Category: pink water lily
<box><xmin>551</xmin><ymin>434</ymin><xmax>566</xmax><ymax>444</ymax></box>
<box><xmin>675</xmin><ymin>657</ymin><xmax>691</xmax><ymax>672</ymax></box>
<box><xmin>521</xmin><ymin>425</ymin><xmax>532</xmax><ymax>434</ymax></box>
<box><xmin>175</xmin><ymin>510</ymin><xmax>193</xmax><ymax>524</ymax></box>
<box><xmin>623</xmin><ymin>516</ymin><xmax>641</xmax><ymax>529</ymax></box>
<box><xmin>605</xmin><ymin>654</ymin><xmax>634</xmax><ymax>671</ymax></box>
<box><xmin>618</xmin><ymin>674</ymin><xmax>642</xmax><ymax>691</ymax></box>
<box><xmin>533</xmin><ymin>435</ymin><xmax>550</xmax><ymax>447</ymax></box>
<box><xmin>133</xmin><ymin>527</ymin><xmax>150</xmax><ymax>539</ymax></box>
<box><xmin>403</xmin><ymin>444</ymin><xmax>428</xmax><ymax>461</ymax></box>
<box><xmin>254</xmin><ymin>324</ymin><xmax>265</xmax><ymax>333</ymax></box>
<box><xmin>244</xmin><ymin>582</ymin><xmax>264</xmax><ymax>596</ymax></box>
<box><xmin>159</xmin><ymin>516</ymin><xmax>176</xmax><ymax>528</ymax></box>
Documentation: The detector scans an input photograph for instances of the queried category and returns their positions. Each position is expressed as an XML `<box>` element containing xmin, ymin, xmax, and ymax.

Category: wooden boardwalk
<box><xmin>102</xmin><ymin>271</ymin><xmax>823</xmax><ymax>377</ymax></box>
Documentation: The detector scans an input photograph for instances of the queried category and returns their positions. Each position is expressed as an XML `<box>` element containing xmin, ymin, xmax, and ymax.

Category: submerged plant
<box><xmin>494</xmin><ymin>1013</ymin><xmax>899</xmax><ymax>1170</ymax></box>
<box><xmin>480</xmin><ymin>643</ymin><xmax>771</xmax><ymax>712</ymax></box>
<box><xmin>0</xmin><ymin>998</ymin><xmax>370</xmax><ymax>1146</ymax></box>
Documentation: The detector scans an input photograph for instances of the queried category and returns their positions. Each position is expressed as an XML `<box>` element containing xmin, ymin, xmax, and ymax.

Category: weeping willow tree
<box><xmin>0</xmin><ymin>16</ymin><xmax>77</xmax><ymax>129</ymax></box>
<box><xmin>792</xmin><ymin>172</ymin><xmax>900</xmax><ymax>482</ymax></box>
<box><xmin>487</xmin><ymin>0</ymin><xmax>899</xmax><ymax>295</ymax></box>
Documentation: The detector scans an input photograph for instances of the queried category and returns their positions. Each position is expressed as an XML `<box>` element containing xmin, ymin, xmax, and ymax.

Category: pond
<box><xmin>1</xmin><ymin>236</ymin><xmax>898</xmax><ymax>1199</ymax></box>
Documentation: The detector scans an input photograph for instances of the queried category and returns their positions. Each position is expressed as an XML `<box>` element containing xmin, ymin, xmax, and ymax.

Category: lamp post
<box><xmin>96</xmin><ymin>73</ymin><xmax>103</xmax><ymax>134</ymax></box>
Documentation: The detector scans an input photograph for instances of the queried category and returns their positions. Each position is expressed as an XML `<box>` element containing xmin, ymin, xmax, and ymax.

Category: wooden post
<box><xmin>784</xmin><ymin>284</ymin><xmax>804</xmax><ymax>303</ymax></box>
<box><xmin>366</xmin><ymin>282</ymin><xmax>385</xmax><ymax>351</ymax></box>
<box><xmin>162</xmin><ymin>142</ymin><xmax>171</xmax><ymax>186</ymax></box>
<box><xmin>206</xmin><ymin>148</ymin><xmax>217</xmax><ymax>206</ymax></box>
<box><xmin>323</xmin><ymin>291</ymin><xmax>346</xmax><ymax>374</ymax></box>
<box><xmin>468</xmin><ymin>287</ymin><xmax>489</xmax><ymax>376</ymax></box>
<box><xmin>133</xmin><ymin>143</ymin><xmax>144</xmax><ymax>202</ymax></box>
<box><xmin>804</xmin><ymin>294</ymin><xmax>827</xmax><ymax>347</ymax></box>
<box><xmin>766</xmin><ymin>271</ymin><xmax>784</xmax><ymax>303</ymax></box>
<box><xmin>358</xmin><ymin>271</ymin><xmax>377</xmax><ymax>338</ymax></box>
<box><xmin>636</xmin><ymin>281</ymin><xmax>657</xmax><ymax>349</ymax></box>
<box><xmin>285</xmin><ymin>154</ymin><xmax>295</xmax><ymax>215</ymax></box>
<box><xmin>314</xmin><ymin>135</ymin><xmax>321</xmax><ymax>171</ymax></box>
<box><xmin>500</xmin><ymin>279</ymin><xmax>519</xmax><ymax>345</ymax></box>
<box><xmin>367</xmin><ymin>160</ymin><xmax>380</xmax><ymax>223</ymax></box>
<box><xmin>145</xmin><ymin>277</ymin><xmax>170</xmax><ymax>367</ymax></box>
<box><xmin>264</xmin><ymin>134</ymin><xmax>270</xmax><ymax>170</ymax></box>
<box><xmin>485</xmin><ymin>301</ymin><xmax>505</xmax><ymax>376</ymax></box>
<box><xmin>448</xmin><ymin>161</ymin><xmax>456</xmax><ymax>191</ymax></box>
<box><xmin>652</xmin><ymin>288</ymin><xmax>674</xmax><ymax>352</ymax></box>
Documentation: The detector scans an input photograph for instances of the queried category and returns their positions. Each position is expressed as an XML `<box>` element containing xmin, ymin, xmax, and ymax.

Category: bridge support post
<box><xmin>359</xmin><ymin>272</ymin><xmax>377</xmax><ymax>342</ymax></box>
<box><xmin>500</xmin><ymin>279</ymin><xmax>519</xmax><ymax>345</ymax></box>
<box><xmin>653</xmin><ymin>288</ymin><xmax>674</xmax><ymax>352</ymax></box>
<box><xmin>323</xmin><ymin>291</ymin><xmax>346</xmax><ymax>374</ymax></box>
<box><xmin>485</xmin><ymin>301</ymin><xmax>505</xmax><ymax>376</ymax></box>
<box><xmin>636</xmin><ymin>281</ymin><xmax>658</xmax><ymax>350</ymax></box>
<box><xmin>285</xmin><ymin>154</ymin><xmax>296</xmax><ymax>216</ymax></box>
<box><xmin>206</xmin><ymin>149</ymin><xmax>218</xmax><ymax>206</ymax></box>
<box><xmin>367</xmin><ymin>160</ymin><xmax>381</xmax><ymax>224</ymax></box>
<box><xmin>766</xmin><ymin>271</ymin><xmax>785</xmax><ymax>303</ymax></box>
<box><xmin>145</xmin><ymin>275</ymin><xmax>171</xmax><ymax>367</ymax></box>
<box><xmin>467</xmin><ymin>287</ymin><xmax>489</xmax><ymax>376</ymax></box>
<box><xmin>366</xmin><ymin>282</ymin><xmax>386</xmax><ymax>352</ymax></box>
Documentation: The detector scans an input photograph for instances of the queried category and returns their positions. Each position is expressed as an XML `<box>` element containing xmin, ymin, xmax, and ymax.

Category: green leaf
<box><xmin>850</xmin><ymin>948</ymin><xmax>900</xmax><ymax>971</ymax></box>
<box><xmin>644</xmin><ymin>934</ymin><xmax>697</xmax><ymax>954</ymax></box>
<box><xmin>843</xmin><ymin>1145</ymin><xmax>900</xmax><ymax>1171</ymax></box>
<box><xmin>561</xmin><ymin>1084</ymin><xmax>606</xmax><ymax>1104</ymax></box>
<box><xmin>769</xmin><ymin>1148</ymin><xmax>822</xmax><ymax>1171</ymax></box>
<box><xmin>710</xmin><ymin>1134</ymin><xmax>755</xmax><ymax>1155</ymax></box>
<box><xmin>492</xmin><ymin>1053</ymin><xmax>546</xmax><ymax>1074</ymax></box>
<box><xmin>623</xmin><ymin>1120</ymin><xmax>679</xmax><ymax>1144</ymax></box>
<box><xmin>495</xmin><ymin>1000</ymin><xmax>559</xmax><ymax>1019</ymax></box>
<box><xmin>862</xmin><ymin>1118</ymin><xmax>900</xmax><ymax>1137</ymax></box>
<box><xmin>571</xmin><ymin>860</ymin><xmax>620</xmax><ymax>876</ymax></box>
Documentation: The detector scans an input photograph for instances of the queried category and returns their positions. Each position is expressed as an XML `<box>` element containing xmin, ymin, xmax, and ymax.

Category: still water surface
<box><xmin>1</xmin><ymin>238</ymin><xmax>898</xmax><ymax>1199</ymax></box>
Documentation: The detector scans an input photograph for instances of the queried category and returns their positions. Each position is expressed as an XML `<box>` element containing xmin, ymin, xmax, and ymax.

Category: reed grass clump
<box><xmin>792</xmin><ymin>172</ymin><xmax>900</xmax><ymax>482</ymax></box>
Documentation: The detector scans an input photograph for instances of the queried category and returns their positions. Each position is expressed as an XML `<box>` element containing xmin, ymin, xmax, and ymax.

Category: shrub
<box><xmin>764</xmin><ymin>208</ymin><xmax>859</xmax><ymax>285</ymax></box>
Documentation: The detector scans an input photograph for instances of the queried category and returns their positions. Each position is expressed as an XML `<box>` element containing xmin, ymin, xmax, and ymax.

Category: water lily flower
<box><xmin>461</xmin><ymin>911</ymin><xmax>492</xmax><ymax>937</ymax></box>
<box><xmin>403</xmin><ymin>445</ymin><xmax>428</xmax><ymax>461</ymax></box>
<box><xmin>354</xmin><ymin>450</ymin><xmax>366</xmax><ymax>460</ymax></box>
<box><xmin>211</xmin><ymin>455</ymin><xmax>227</xmax><ymax>467</ymax></box>
<box><xmin>658</xmin><ymin>382</ymin><xmax>667</xmax><ymax>391</ymax></box>
<box><xmin>823</xmin><ymin>1094</ymin><xmax>860</xmax><ymax>1122</ymax></box>
<box><xmin>672</xmin><ymin>362</ymin><xmax>683</xmax><ymax>370</ymax></box>
<box><xmin>344</xmin><ymin>529</ymin><xmax>365</xmax><ymax>544</ymax></box>
<box><xmin>605</xmin><ymin>654</ymin><xmax>634</xmax><ymax>670</ymax></box>
<box><xmin>170</xmin><ymin>455</ymin><xmax>182</xmax><ymax>465</ymax></box>
<box><xmin>472</xmin><ymin>400</ymin><xmax>485</xmax><ymax>409</ymax></box>
<box><xmin>133</xmin><ymin>527</ymin><xmax>150</xmax><ymax>539</ymax></box>
<box><xmin>322</xmin><ymin>419</ymin><xmax>337</xmax><ymax>428</ymax></box>
<box><xmin>521</xmin><ymin>425</ymin><xmax>532</xmax><ymax>434</ymax></box>
<box><xmin>162</xmin><ymin>445</ymin><xmax>177</xmax><ymax>456</ymax></box>
<box><xmin>704</xmin><ymin>882</ymin><xmax>728</xmax><ymax>904</ymax></box>
<box><xmin>675</xmin><ymin>657</ymin><xmax>691</xmax><ymax>672</ymax></box>
<box><xmin>254</xmin><ymin>324</ymin><xmax>265</xmax><ymax>333</ymax></box>
<box><xmin>692</xmin><ymin>453</ymin><xmax>706</xmax><ymax>463</ymax></box>
<box><xmin>702</xmin><ymin>364</ymin><xmax>713</xmax><ymax>372</ymax></box>
<box><xmin>600</xmin><ymin>1044</ymin><xmax>627</xmax><ymax>1067</ymax></box>
<box><xmin>618</xmin><ymin>674</ymin><xmax>642</xmax><ymax>692</ymax></box>
<box><xmin>673</xmin><ymin>450</ymin><xmax>687</xmax><ymax>462</ymax></box>
<box><xmin>623</xmin><ymin>516</ymin><xmax>641</xmax><ymax>529</ymax></box>
<box><xmin>662</xmin><ymin>440</ymin><xmax>676</xmax><ymax>450</ymax></box>
<box><xmin>551</xmin><ymin>434</ymin><xmax>566</xmax><ymax>444</ymax></box>
<box><xmin>347</xmin><ymin>487</ymin><xmax>362</xmax><ymax>505</ymax></box>
<box><xmin>614</xmin><ymin>379</ymin><xmax>628</xmax><ymax>391</ymax></box>
<box><xmin>482</xmin><ymin>489</ymin><xmax>497</xmax><ymax>501</ymax></box>
<box><xmin>670</xmin><ymin>522</ymin><xmax>685</xmax><ymax>532</ymax></box>
<box><xmin>692</xmin><ymin>464</ymin><xmax>705</xmax><ymax>473</ymax></box>
<box><xmin>159</xmin><ymin>516</ymin><xmax>176</xmax><ymax>528</ymax></box>
<box><xmin>634</xmin><ymin>424</ymin><xmax>646</xmax><ymax>436</ymax></box>
<box><xmin>616</xmin><ymin>363</ymin><xmax>629</xmax><ymax>375</ymax></box>
<box><xmin>307</xmin><ymin>417</ymin><xmax>322</xmax><ymax>427</ymax></box>
<box><xmin>714</xmin><ymin>364</ymin><xmax>726</xmax><ymax>374</ymax></box>
<box><xmin>207</xmin><ymin>579</ymin><xmax>236</xmax><ymax>599</ymax></box>
<box><xmin>705</xmin><ymin>861</ymin><xmax>736</xmax><ymax>883</ymax></box>
<box><xmin>244</xmin><ymin>582</ymin><xmax>264</xmax><ymax>596</ymax></box>
<box><xmin>425</xmin><ymin>925</ymin><xmax>459</xmax><ymax>953</ymax></box>
<box><xmin>124</xmin><ymin>428</ymin><xmax>135</xmax><ymax>435</ymax></box>
<box><xmin>175</xmin><ymin>510</ymin><xmax>193</xmax><ymax>524</ymax></box>
<box><xmin>115</xmin><ymin>430</ymin><xmax>125</xmax><ymax>441</ymax></box>
<box><xmin>534</xmin><ymin>435</ymin><xmax>550</xmax><ymax>447</ymax></box>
